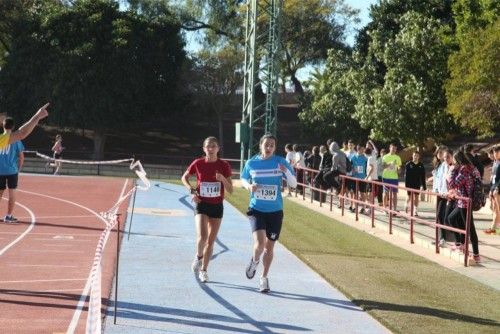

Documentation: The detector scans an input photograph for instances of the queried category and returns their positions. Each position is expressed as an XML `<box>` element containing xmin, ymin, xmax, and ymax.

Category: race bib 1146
<box><xmin>200</xmin><ymin>182</ymin><xmax>221</xmax><ymax>197</ymax></box>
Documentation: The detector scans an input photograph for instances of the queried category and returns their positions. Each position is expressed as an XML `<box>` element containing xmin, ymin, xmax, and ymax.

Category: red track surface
<box><xmin>0</xmin><ymin>174</ymin><xmax>132</xmax><ymax>333</ymax></box>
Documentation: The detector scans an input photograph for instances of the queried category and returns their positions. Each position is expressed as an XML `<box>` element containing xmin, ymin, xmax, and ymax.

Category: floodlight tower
<box><xmin>236</xmin><ymin>0</ymin><xmax>283</xmax><ymax>171</ymax></box>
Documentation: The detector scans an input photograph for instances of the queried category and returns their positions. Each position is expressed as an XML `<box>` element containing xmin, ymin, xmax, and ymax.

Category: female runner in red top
<box><xmin>181</xmin><ymin>136</ymin><xmax>233</xmax><ymax>282</ymax></box>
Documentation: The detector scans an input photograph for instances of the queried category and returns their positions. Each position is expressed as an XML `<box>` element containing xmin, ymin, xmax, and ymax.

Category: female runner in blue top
<box><xmin>241</xmin><ymin>133</ymin><xmax>296</xmax><ymax>292</ymax></box>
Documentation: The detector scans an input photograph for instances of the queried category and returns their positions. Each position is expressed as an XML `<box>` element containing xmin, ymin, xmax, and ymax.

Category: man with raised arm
<box><xmin>0</xmin><ymin>103</ymin><xmax>49</xmax><ymax>148</ymax></box>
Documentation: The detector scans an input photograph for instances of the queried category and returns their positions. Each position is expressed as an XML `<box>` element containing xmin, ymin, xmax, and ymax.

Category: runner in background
<box><xmin>51</xmin><ymin>134</ymin><xmax>64</xmax><ymax>175</ymax></box>
<box><xmin>181</xmin><ymin>137</ymin><xmax>233</xmax><ymax>283</ymax></box>
<box><xmin>241</xmin><ymin>133</ymin><xmax>296</xmax><ymax>293</ymax></box>
<box><xmin>0</xmin><ymin>117</ymin><xmax>24</xmax><ymax>223</ymax></box>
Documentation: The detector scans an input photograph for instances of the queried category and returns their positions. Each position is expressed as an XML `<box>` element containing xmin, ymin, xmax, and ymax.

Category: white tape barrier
<box><xmin>26</xmin><ymin>150</ymin><xmax>150</xmax><ymax>219</ymax></box>
<box><xmin>25</xmin><ymin>151</ymin><xmax>150</xmax><ymax>334</ymax></box>
<box><xmin>85</xmin><ymin>228</ymin><xmax>109</xmax><ymax>334</ymax></box>
<box><xmin>85</xmin><ymin>160</ymin><xmax>150</xmax><ymax>334</ymax></box>
<box><xmin>25</xmin><ymin>151</ymin><xmax>133</xmax><ymax>165</ymax></box>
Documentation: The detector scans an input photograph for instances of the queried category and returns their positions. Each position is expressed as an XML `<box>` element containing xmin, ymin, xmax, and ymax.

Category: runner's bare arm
<box><xmin>9</xmin><ymin>103</ymin><xmax>49</xmax><ymax>144</ymax></box>
<box><xmin>216</xmin><ymin>172</ymin><xmax>233</xmax><ymax>194</ymax></box>
<box><xmin>368</xmin><ymin>139</ymin><xmax>378</xmax><ymax>153</ymax></box>
<box><xmin>181</xmin><ymin>170</ymin><xmax>201</xmax><ymax>202</ymax></box>
<box><xmin>181</xmin><ymin>170</ymin><xmax>195</xmax><ymax>193</ymax></box>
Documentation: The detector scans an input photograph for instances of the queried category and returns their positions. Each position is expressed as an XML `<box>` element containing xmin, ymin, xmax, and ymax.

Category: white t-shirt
<box><xmin>286</xmin><ymin>151</ymin><xmax>295</xmax><ymax>165</ymax></box>
<box><xmin>294</xmin><ymin>151</ymin><xmax>306</xmax><ymax>168</ymax></box>
<box><xmin>367</xmin><ymin>155</ymin><xmax>378</xmax><ymax>180</ymax></box>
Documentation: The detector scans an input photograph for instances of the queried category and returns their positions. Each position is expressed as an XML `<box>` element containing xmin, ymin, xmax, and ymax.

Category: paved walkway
<box><xmin>103</xmin><ymin>182</ymin><xmax>390</xmax><ymax>334</ymax></box>
<box><xmin>286</xmin><ymin>186</ymin><xmax>500</xmax><ymax>291</ymax></box>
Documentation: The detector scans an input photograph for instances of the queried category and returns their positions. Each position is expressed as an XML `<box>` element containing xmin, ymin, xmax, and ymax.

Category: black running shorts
<box><xmin>0</xmin><ymin>174</ymin><xmax>18</xmax><ymax>190</ymax></box>
<box><xmin>195</xmin><ymin>202</ymin><xmax>223</xmax><ymax>219</ymax></box>
<box><xmin>347</xmin><ymin>179</ymin><xmax>367</xmax><ymax>193</ymax></box>
<box><xmin>247</xmin><ymin>208</ymin><xmax>283</xmax><ymax>241</ymax></box>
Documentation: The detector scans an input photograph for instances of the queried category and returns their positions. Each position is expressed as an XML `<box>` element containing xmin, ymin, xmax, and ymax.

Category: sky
<box><xmin>184</xmin><ymin>0</ymin><xmax>379</xmax><ymax>81</ymax></box>
<box><xmin>345</xmin><ymin>0</ymin><xmax>377</xmax><ymax>45</ymax></box>
<box><xmin>295</xmin><ymin>0</ymin><xmax>378</xmax><ymax>81</ymax></box>
<box><xmin>186</xmin><ymin>0</ymin><xmax>378</xmax><ymax>52</ymax></box>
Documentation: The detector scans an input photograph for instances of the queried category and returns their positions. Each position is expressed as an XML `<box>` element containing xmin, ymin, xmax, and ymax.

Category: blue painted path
<box><xmin>103</xmin><ymin>182</ymin><xmax>389</xmax><ymax>334</ymax></box>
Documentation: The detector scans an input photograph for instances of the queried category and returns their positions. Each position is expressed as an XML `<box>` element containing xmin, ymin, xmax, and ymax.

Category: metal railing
<box><xmin>292</xmin><ymin>166</ymin><xmax>473</xmax><ymax>266</ymax></box>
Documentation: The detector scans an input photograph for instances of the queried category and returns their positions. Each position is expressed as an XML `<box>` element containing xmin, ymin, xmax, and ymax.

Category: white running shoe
<box><xmin>245</xmin><ymin>258</ymin><xmax>259</xmax><ymax>279</ymax></box>
<box><xmin>259</xmin><ymin>277</ymin><xmax>270</xmax><ymax>293</ymax></box>
<box><xmin>199</xmin><ymin>270</ymin><xmax>208</xmax><ymax>283</ymax></box>
<box><xmin>191</xmin><ymin>257</ymin><xmax>202</xmax><ymax>272</ymax></box>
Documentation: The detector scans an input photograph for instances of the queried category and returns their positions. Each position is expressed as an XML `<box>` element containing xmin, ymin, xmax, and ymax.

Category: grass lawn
<box><xmin>222</xmin><ymin>186</ymin><xmax>500</xmax><ymax>334</ymax></box>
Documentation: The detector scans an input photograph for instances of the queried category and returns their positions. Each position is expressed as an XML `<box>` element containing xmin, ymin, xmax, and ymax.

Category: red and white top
<box><xmin>187</xmin><ymin>158</ymin><xmax>232</xmax><ymax>204</ymax></box>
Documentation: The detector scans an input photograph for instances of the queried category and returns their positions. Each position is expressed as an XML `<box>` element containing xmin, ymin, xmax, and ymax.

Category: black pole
<box><xmin>127</xmin><ymin>184</ymin><xmax>138</xmax><ymax>241</ymax></box>
<box><xmin>114</xmin><ymin>214</ymin><xmax>121</xmax><ymax>325</ymax></box>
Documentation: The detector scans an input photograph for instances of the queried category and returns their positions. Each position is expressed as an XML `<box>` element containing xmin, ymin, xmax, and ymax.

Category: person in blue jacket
<box><xmin>241</xmin><ymin>133</ymin><xmax>297</xmax><ymax>293</ymax></box>
<box><xmin>0</xmin><ymin>117</ymin><xmax>25</xmax><ymax>223</ymax></box>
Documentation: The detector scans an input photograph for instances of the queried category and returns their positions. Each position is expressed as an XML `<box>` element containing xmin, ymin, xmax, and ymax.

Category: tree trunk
<box><xmin>93</xmin><ymin>130</ymin><xmax>107</xmax><ymax>160</ymax></box>
<box><xmin>281</xmin><ymin>74</ymin><xmax>287</xmax><ymax>93</ymax></box>
<box><xmin>290</xmin><ymin>74</ymin><xmax>304</xmax><ymax>95</ymax></box>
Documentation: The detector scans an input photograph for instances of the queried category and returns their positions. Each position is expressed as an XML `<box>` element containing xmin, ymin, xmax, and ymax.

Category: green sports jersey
<box><xmin>382</xmin><ymin>153</ymin><xmax>401</xmax><ymax>179</ymax></box>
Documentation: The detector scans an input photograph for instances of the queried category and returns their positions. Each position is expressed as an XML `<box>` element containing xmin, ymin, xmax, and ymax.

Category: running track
<box><xmin>0</xmin><ymin>174</ymin><xmax>132</xmax><ymax>333</ymax></box>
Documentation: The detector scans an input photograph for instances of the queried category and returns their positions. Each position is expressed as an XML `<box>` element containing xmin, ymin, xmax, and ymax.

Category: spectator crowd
<box><xmin>283</xmin><ymin>139</ymin><xmax>500</xmax><ymax>264</ymax></box>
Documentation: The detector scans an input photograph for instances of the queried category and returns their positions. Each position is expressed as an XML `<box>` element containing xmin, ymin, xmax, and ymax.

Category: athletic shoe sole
<box><xmin>245</xmin><ymin>258</ymin><xmax>257</xmax><ymax>279</ymax></box>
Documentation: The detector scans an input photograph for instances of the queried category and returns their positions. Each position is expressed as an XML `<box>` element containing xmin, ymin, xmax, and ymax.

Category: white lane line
<box><xmin>18</xmin><ymin>190</ymin><xmax>108</xmax><ymax>226</ymax></box>
<box><xmin>7</xmin><ymin>264</ymin><xmax>78</xmax><ymax>268</ymax></box>
<box><xmin>17</xmin><ymin>178</ymin><xmax>130</xmax><ymax>334</ymax></box>
<box><xmin>0</xmin><ymin>201</ymin><xmax>35</xmax><ymax>256</ymax></box>
<box><xmin>0</xmin><ymin>278</ymin><xmax>86</xmax><ymax>283</ymax></box>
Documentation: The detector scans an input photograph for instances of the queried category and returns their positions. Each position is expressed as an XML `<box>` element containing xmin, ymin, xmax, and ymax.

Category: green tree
<box><xmin>280</xmin><ymin>0</ymin><xmax>357</xmax><ymax>94</ymax></box>
<box><xmin>349</xmin><ymin>12</ymin><xmax>452</xmax><ymax>146</ymax></box>
<box><xmin>0</xmin><ymin>0</ymin><xmax>49</xmax><ymax>117</ymax></box>
<box><xmin>445</xmin><ymin>1</ymin><xmax>499</xmax><ymax>137</ymax></box>
<box><xmin>0</xmin><ymin>0</ymin><xmax>186</xmax><ymax>158</ymax></box>
<box><xmin>190</xmin><ymin>45</ymin><xmax>243</xmax><ymax>152</ymax></box>
<box><xmin>452</xmin><ymin>0</ymin><xmax>498</xmax><ymax>40</ymax></box>
<box><xmin>299</xmin><ymin>49</ymin><xmax>367</xmax><ymax>141</ymax></box>
<box><xmin>0</xmin><ymin>0</ymin><xmax>38</xmax><ymax>66</ymax></box>
<box><xmin>164</xmin><ymin>0</ymin><xmax>357</xmax><ymax>94</ymax></box>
